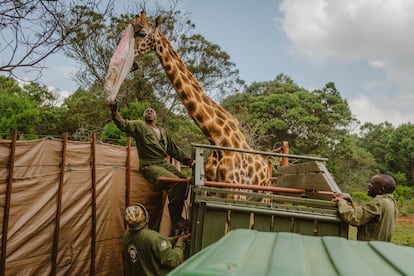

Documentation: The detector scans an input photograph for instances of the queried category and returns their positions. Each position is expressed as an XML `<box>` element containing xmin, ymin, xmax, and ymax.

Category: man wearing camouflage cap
<box><xmin>123</xmin><ymin>203</ymin><xmax>191</xmax><ymax>275</ymax></box>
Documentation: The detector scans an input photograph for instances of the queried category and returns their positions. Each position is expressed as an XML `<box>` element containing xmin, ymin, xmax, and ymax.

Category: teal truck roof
<box><xmin>170</xmin><ymin>229</ymin><xmax>414</xmax><ymax>276</ymax></box>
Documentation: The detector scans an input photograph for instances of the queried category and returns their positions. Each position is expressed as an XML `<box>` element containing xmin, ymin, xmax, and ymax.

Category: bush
<box><xmin>393</xmin><ymin>185</ymin><xmax>414</xmax><ymax>201</ymax></box>
<box><xmin>397</xmin><ymin>198</ymin><xmax>414</xmax><ymax>216</ymax></box>
<box><xmin>350</xmin><ymin>191</ymin><xmax>370</xmax><ymax>204</ymax></box>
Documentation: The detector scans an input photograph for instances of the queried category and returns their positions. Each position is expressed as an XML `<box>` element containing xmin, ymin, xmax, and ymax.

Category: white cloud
<box><xmin>349</xmin><ymin>94</ymin><xmax>411</xmax><ymax>126</ymax></box>
<box><xmin>278</xmin><ymin>0</ymin><xmax>414</xmax><ymax>125</ymax></box>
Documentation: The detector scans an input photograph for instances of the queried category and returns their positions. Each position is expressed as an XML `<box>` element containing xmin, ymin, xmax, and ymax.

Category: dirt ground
<box><xmin>398</xmin><ymin>216</ymin><xmax>414</xmax><ymax>223</ymax></box>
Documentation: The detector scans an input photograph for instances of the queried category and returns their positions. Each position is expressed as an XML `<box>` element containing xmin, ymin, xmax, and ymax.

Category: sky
<box><xmin>4</xmin><ymin>0</ymin><xmax>414</xmax><ymax>127</ymax></box>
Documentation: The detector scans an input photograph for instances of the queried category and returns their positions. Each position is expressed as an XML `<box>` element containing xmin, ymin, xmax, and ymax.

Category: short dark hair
<box><xmin>378</xmin><ymin>174</ymin><xmax>396</xmax><ymax>193</ymax></box>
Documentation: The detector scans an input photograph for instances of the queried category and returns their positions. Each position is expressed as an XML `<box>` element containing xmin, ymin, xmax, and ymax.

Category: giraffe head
<box><xmin>131</xmin><ymin>11</ymin><xmax>162</xmax><ymax>56</ymax></box>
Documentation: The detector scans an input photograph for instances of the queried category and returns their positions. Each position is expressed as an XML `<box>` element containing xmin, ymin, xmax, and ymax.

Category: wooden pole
<box><xmin>90</xmin><ymin>133</ymin><xmax>97</xmax><ymax>276</ymax></box>
<box><xmin>51</xmin><ymin>133</ymin><xmax>67</xmax><ymax>274</ymax></box>
<box><xmin>0</xmin><ymin>130</ymin><xmax>17</xmax><ymax>275</ymax></box>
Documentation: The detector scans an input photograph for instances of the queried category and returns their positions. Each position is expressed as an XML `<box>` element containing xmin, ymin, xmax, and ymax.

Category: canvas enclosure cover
<box><xmin>0</xmin><ymin>137</ymin><xmax>164</xmax><ymax>275</ymax></box>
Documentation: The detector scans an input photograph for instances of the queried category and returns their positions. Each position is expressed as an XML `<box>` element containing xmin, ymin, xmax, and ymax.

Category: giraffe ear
<box><xmin>155</xmin><ymin>16</ymin><xmax>163</xmax><ymax>27</ymax></box>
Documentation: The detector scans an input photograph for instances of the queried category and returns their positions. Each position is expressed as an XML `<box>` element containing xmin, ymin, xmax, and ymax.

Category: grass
<box><xmin>392</xmin><ymin>218</ymin><xmax>414</xmax><ymax>246</ymax></box>
<box><xmin>348</xmin><ymin>217</ymin><xmax>414</xmax><ymax>247</ymax></box>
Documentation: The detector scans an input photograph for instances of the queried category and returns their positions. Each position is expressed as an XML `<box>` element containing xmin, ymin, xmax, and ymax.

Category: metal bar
<box><xmin>191</xmin><ymin>143</ymin><xmax>328</xmax><ymax>161</ymax></box>
<box><xmin>90</xmin><ymin>133</ymin><xmax>97</xmax><ymax>276</ymax></box>
<box><xmin>195</xmin><ymin>187</ymin><xmax>338</xmax><ymax>209</ymax></box>
<box><xmin>194</xmin><ymin>147</ymin><xmax>205</xmax><ymax>186</ymax></box>
<box><xmin>205</xmin><ymin>202</ymin><xmax>342</xmax><ymax>223</ymax></box>
<box><xmin>0</xmin><ymin>130</ymin><xmax>17</xmax><ymax>275</ymax></box>
<box><xmin>205</xmin><ymin>181</ymin><xmax>307</xmax><ymax>194</ymax></box>
<box><xmin>158</xmin><ymin>177</ymin><xmax>334</xmax><ymax>196</ymax></box>
<box><xmin>51</xmin><ymin>133</ymin><xmax>67</xmax><ymax>274</ymax></box>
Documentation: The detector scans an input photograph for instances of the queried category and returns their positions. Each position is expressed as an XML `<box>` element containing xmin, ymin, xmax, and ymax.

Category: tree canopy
<box><xmin>222</xmin><ymin>74</ymin><xmax>356</xmax><ymax>155</ymax></box>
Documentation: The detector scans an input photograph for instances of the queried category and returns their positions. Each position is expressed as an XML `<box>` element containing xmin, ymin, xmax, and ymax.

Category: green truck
<box><xmin>187</xmin><ymin>144</ymin><xmax>348</xmax><ymax>256</ymax></box>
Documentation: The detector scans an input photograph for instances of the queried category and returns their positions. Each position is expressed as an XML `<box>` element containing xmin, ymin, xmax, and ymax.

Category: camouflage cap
<box><xmin>125</xmin><ymin>203</ymin><xmax>149</xmax><ymax>230</ymax></box>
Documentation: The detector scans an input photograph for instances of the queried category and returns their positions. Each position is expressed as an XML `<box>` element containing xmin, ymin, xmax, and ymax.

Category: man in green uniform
<box><xmin>109</xmin><ymin>102</ymin><xmax>193</xmax><ymax>229</ymax></box>
<box><xmin>123</xmin><ymin>203</ymin><xmax>191</xmax><ymax>276</ymax></box>
<box><xmin>332</xmin><ymin>174</ymin><xmax>398</xmax><ymax>241</ymax></box>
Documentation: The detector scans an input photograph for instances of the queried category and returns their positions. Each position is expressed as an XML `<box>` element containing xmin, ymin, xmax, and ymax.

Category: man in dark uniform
<box><xmin>109</xmin><ymin>102</ymin><xmax>192</xmax><ymax>229</ymax></box>
<box><xmin>332</xmin><ymin>174</ymin><xmax>398</xmax><ymax>241</ymax></box>
<box><xmin>123</xmin><ymin>204</ymin><xmax>191</xmax><ymax>276</ymax></box>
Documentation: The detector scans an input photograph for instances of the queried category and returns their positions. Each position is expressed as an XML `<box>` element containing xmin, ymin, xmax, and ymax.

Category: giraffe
<box><xmin>131</xmin><ymin>11</ymin><xmax>269</xmax><ymax>188</ymax></box>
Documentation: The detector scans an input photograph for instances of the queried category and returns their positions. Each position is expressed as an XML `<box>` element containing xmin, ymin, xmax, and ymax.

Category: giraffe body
<box><xmin>132</xmin><ymin>12</ymin><xmax>269</xmax><ymax>187</ymax></box>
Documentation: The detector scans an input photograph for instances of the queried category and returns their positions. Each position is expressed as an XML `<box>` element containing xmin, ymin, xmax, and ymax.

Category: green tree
<box><xmin>329</xmin><ymin>143</ymin><xmax>378</xmax><ymax>192</ymax></box>
<box><xmin>168</xmin><ymin>117</ymin><xmax>207</xmax><ymax>156</ymax></box>
<box><xmin>222</xmin><ymin>74</ymin><xmax>356</xmax><ymax>156</ymax></box>
<box><xmin>385</xmin><ymin>123</ymin><xmax>414</xmax><ymax>186</ymax></box>
<box><xmin>0</xmin><ymin>76</ymin><xmax>39</xmax><ymax>139</ymax></box>
<box><xmin>23</xmin><ymin>82</ymin><xmax>66</xmax><ymax>136</ymax></box>
<box><xmin>357</xmin><ymin>122</ymin><xmax>395</xmax><ymax>173</ymax></box>
<box><xmin>101</xmin><ymin>122</ymin><xmax>127</xmax><ymax>145</ymax></box>
<box><xmin>61</xmin><ymin>87</ymin><xmax>109</xmax><ymax>140</ymax></box>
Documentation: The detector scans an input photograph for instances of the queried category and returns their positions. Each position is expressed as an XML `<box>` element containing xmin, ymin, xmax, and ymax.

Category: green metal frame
<box><xmin>189</xmin><ymin>186</ymin><xmax>348</xmax><ymax>256</ymax></box>
<box><xmin>188</xmin><ymin>144</ymin><xmax>348</xmax><ymax>256</ymax></box>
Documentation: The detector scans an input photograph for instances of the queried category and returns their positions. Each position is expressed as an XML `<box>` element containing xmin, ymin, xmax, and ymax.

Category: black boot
<box><xmin>168</xmin><ymin>200</ymin><xmax>185</xmax><ymax>228</ymax></box>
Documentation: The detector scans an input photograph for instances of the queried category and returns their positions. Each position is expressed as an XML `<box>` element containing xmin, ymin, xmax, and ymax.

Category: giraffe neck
<box><xmin>155</xmin><ymin>33</ymin><xmax>250</xmax><ymax>149</ymax></box>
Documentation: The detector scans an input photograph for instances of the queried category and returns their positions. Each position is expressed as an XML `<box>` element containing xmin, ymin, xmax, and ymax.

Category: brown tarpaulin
<box><xmin>0</xmin><ymin>136</ymin><xmax>165</xmax><ymax>275</ymax></box>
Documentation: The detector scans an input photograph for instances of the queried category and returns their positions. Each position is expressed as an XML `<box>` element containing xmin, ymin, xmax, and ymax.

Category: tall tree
<box><xmin>222</xmin><ymin>74</ymin><xmax>356</xmax><ymax>155</ymax></box>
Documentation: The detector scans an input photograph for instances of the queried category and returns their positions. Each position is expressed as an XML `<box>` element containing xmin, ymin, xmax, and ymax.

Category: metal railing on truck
<box><xmin>187</xmin><ymin>143</ymin><xmax>348</xmax><ymax>256</ymax></box>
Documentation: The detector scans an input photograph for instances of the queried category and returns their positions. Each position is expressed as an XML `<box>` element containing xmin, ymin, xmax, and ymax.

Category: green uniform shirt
<box><xmin>112</xmin><ymin>112</ymin><xmax>191</xmax><ymax>167</ymax></box>
<box><xmin>123</xmin><ymin>228</ymin><xmax>185</xmax><ymax>276</ymax></box>
<box><xmin>337</xmin><ymin>194</ymin><xmax>397</xmax><ymax>241</ymax></box>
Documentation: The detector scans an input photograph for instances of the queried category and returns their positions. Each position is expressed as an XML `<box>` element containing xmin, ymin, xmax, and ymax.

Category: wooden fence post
<box><xmin>0</xmin><ymin>130</ymin><xmax>17</xmax><ymax>276</ymax></box>
<box><xmin>90</xmin><ymin>133</ymin><xmax>97</xmax><ymax>275</ymax></box>
<box><xmin>51</xmin><ymin>132</ymin><xmax>68</xmax><ymax>274</ymax></box>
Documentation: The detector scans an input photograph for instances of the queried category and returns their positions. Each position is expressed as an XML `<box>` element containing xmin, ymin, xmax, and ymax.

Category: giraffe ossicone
<box><xmin>131</xmin><ymin>11</ymin><xmax>270</xmax><ymax>188</ymax></box>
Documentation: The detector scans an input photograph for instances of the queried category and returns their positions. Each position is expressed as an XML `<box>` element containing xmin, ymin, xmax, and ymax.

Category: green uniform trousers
<box><xmin>141</xmin><ymin>161</ymin><xmax>188</xmax><ymax>226</ymax></box>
